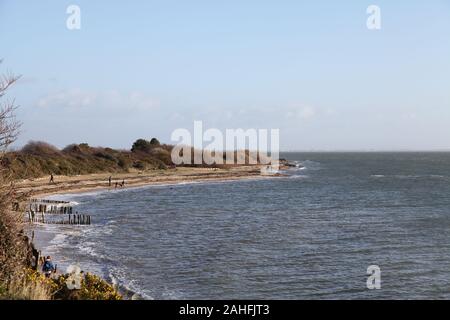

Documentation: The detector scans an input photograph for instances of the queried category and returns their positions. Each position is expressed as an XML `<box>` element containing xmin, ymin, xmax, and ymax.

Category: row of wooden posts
<box><xmin>26</xmin><ymin>199</ymin><xmax>91</xmax><ymax>225</ymax></box>
<box><xmin>29</xmin><ymin>203</ymin><xmax>74</xmax><ymax>214</ymax></box>
<box><xmin>30</xmin><ymin>198</ymin><xmax>70</xmax><ymax>204</ymax></box>
<box><xmin>27</xmin><ymin>212</ymin><xmax>91</xmax><ymax>225</ymax></box>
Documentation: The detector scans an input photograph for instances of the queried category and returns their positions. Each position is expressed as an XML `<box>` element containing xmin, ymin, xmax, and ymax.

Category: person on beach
<box><xmin>108</xmin><ymin>176</ymin><xmax>112</xmax><ymax>187</ymax></box>
<box><xmin>42</xmin><ymin>256</ymin><xmax>56</xmax><ymax>278</ymax></box>
<box><xmin>49</xmin><ymin>174</ymin><xmax>54</xmax><ymax>184</ymax></box>
<box><xmin>122</xmin><ymin>179</ymin><xmax>125</xmax><ymax>187</ymax></box>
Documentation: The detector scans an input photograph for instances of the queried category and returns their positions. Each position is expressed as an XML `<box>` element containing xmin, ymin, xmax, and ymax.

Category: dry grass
<box><xmin>2</xmin><ymin>141</ymin><xmax>173</xmax><ymax>180</ymax></box>
<box><xmin>2</xmin><ymin>276</ymin><xmax>51</xmax><ymax>300</ymax></box>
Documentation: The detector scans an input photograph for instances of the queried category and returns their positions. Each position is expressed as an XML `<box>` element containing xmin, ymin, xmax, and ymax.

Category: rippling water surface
<box><xmin>40</xmin><ymin>152</ymin><xmax>450</xmax><ymax>299</ymax></box>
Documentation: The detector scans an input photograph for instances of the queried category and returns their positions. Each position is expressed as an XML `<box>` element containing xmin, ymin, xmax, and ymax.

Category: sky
<box><xmin>1</xmin><ymin>0</ymin><xmax>449</xmax><ymax>151</ymax></box>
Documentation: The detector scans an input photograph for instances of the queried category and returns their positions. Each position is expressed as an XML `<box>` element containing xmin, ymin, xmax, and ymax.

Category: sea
<box><xmin>34</xmin><ymin>152</ymin><xmax>450</xmax><ymax>299</ymax></box>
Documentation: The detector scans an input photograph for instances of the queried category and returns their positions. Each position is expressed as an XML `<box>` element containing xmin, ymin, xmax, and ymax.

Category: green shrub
<box><xmin>51</xmin><ymin>273</ymin><xmax>122</xmax><ymax>300</ymax></box>
<box><xmin>131</xmin><ymin>139</ymin><xmax>152</xmax><ymax>153</ymax></box>
<box><xmin>150</xmin><ymin>138</ymin><xmax>160</xmax><ymax>146</ymax></box>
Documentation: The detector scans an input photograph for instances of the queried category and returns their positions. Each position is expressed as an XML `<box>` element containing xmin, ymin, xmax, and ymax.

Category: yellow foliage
<box><xmin>51</xmin><ymin>273</ymin><xmax>122</xmax><ymax>300</ymax></box>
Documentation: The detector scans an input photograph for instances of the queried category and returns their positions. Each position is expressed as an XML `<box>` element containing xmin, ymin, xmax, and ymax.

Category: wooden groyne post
<box><xmin>25</xmin><ymin>199</ymin><xmax>92</xmax><ymax>225</ymax></box>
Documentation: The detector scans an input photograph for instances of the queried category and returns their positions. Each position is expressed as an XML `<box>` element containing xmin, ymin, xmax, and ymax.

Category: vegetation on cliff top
<box><xmin>2</xmin><ymin>137</ymin><xmax>264</xmax><ymax>181</ymax></box>
<box><xmin>2</xmin><ymin>138</ymin><xmax>173</xmax><ymax>180</ymax></box>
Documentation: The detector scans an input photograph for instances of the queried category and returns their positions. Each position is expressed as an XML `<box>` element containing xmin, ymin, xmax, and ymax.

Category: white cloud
<box><xmin>285</xmin><ymin>105</ymin><xmax>316</xmax><ymax>120</ymax></box>
<box><xmin>36</xmin><ymin>89</ymin><xmax>159</xmax><ymax>112</ymax></box>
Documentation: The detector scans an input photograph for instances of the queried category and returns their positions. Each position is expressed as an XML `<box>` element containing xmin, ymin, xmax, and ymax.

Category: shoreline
<box><xmin>28</xmin><ymin>200</ymin><xmax>152</xmax><ymax>299</ymax></box>
<box><xmin>15</xmin><ymin>166</ymin><xmax>276</xmax><ymax>198</ymax></box>
<box><xmin>30</xmin><ymin>225</ymin><xmax>142</xmax><ymax>299</ymax></box>
<box><xmin>21</xmin><ymin>165</ymin><xmax>283</xmax><ymax>299</ymax></box>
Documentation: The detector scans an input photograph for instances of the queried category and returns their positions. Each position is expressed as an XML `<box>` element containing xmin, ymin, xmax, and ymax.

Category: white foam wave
<box><xmin>295</xmin><ymin>160</ymin><xmax>322</xmax><ymax>171</ymax></box>
<box><xmin>287</xmin><ymin>175</ymin><xmax>309</xmax><ymax>179</ymax></box>
<box><xmin>78</xmin><ymin>242</ymin><xmax>110</xmax><ymax>261</ymax></box>
<box><xmin>50</xmin><ymin>233</ymin><xmax>68</xmax><ymax>245</ymax></box>
<box><xmin>108</xmin><ymin>267</ymin><xmax>154</xmax><ymax>300</ymax></box>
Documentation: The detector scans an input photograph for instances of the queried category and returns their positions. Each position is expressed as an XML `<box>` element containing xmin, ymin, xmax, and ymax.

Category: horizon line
<box><xmin>280</xmin><ymin>149</ymin><xmax>450</xmax><ymax>153</ymax></box>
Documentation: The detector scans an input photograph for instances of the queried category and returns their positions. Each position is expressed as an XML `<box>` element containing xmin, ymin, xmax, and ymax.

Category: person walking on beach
<box><xmin>49</xmin><ymin>174</ymin><xmax>54</xmax><ymax>184</ymax></box>
<box><xmin>42</xmin><ymin>256</ymin><xmax>56</xmax><ymax>278</ymax></box>
<box><xmin>108</xmin><ymin>176</ymin><xmax>112</xmax><ymax>187</ymax></box>
<box><xmin>122</xmin><ymin>179</ymin><xmax>125</xmax><ymax>187</ymax></box>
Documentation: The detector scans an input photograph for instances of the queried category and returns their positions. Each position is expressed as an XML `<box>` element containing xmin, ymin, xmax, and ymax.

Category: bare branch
<box><xmin>0</xmin><ymin>61</ymin><xmax>21</xmax><ymax>152</ymax></box>
<box><xmin>0</xmin><ymin>60</ymin><xmax>26</xmax><ymax>290</ymax></box>
<box><xmin>0</xmin><ymin>72</ymin><xmax>21</xmax><ymax>99</ymax></box>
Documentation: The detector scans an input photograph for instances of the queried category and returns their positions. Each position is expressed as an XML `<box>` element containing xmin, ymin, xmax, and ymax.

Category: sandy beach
<box><xmin>14</xmin><ymin>166</ymin><xmax>269</xmax><ymax>198</ymax></box>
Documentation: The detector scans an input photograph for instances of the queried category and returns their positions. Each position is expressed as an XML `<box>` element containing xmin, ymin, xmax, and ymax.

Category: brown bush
<box><xmin>21</xmin><ymin>141</ymin><xmax>61</xmax><ymax>156</ymax></box>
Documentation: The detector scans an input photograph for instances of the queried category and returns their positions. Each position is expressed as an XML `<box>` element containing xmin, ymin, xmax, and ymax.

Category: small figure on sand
<box><xmin>108</xmin><ymin>176</ymin><xmax>112</xmax><ymax>187</ymax></box>
<box><xmin>121</xmin><ymin>179</ymin><xmax>125</xmax><ymax>187</ymax></box>
<box><xmin>42</xmin><ymin>256</ymin><xmax>56</xmax><ymax>278</ymax></box>
<box><xmin>49</xmin><ymin>174</ymin><xmax>54</xmax><ymax>184</ymax></box>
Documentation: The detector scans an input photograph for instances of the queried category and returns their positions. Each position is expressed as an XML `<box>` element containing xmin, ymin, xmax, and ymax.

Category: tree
<box><xmin>0</xmin><ymin>60</ymin><xmax>25</xmax><ymax>295</ymax></box>
<box><xmin>131</xmin><ymin>138</ymin><xmax>162</xmax><ymax>153</ymax></box>
<box><xmin>131</xmin><ymin>139</ymin><xmax>159</xmax><ymax>152</ymax></box>
<box><xmin>150</xmin><ymin>138</ymin><xmax>160</xmax><ymax>146</ymax></box>
<box><xmin>0</xmin><ymin>62</ymin><xmax>20</xmax><ymax>152</ymax></box>
<box><xmin>131</xmin><ymin>138</ymin><xmax>152</xmax><ymax>153</ymax></box>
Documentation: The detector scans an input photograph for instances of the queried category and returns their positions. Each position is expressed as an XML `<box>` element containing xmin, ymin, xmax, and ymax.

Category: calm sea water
<box><xmin>39</xmin><ymin>152</ymin><xmax>450</xmax><ymax>299</ymax></box>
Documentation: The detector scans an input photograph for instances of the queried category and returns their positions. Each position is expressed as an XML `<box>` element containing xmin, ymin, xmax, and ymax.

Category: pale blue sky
<box><xmin>1</xmin><ymin>0</ymin><xmax>449</xmax><ymax>150</ymax></box>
